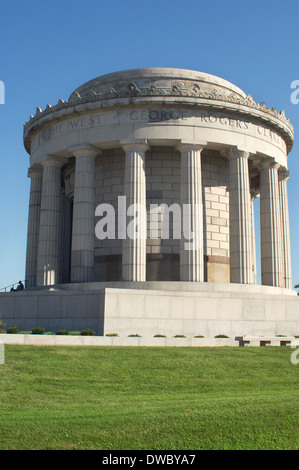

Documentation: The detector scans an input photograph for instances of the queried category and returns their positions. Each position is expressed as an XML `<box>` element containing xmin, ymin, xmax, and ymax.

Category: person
<box><xmin>16</xmin><ymin>281</ymin><xmax>24</xmax><ymax>291</ymax></box>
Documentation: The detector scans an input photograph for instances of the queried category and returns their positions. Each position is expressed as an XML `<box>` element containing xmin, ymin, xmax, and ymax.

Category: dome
<box><xmin>71</xmin><ymin>67</ymin><xmax>247</xmax><ymax>100</ymax></box>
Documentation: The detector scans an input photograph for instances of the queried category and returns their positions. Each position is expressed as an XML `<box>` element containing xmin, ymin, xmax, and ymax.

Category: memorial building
<box><xmin>2</xmin><ymin>68</ymin><xmax>299</xmax><ymax>337</ymax></box>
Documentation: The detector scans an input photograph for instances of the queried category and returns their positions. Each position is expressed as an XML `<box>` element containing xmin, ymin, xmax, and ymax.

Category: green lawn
<box><xmin>0</xmin><ymin>345</ymin><xmax>299</xmax><ymax>450</ymax></box>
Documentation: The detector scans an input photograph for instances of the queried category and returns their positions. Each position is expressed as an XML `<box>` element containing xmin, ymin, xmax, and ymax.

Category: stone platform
<box><xmin>0</xmin><ymin>282</ymin><xmax>298</xmax><ymax>338</ymax></box>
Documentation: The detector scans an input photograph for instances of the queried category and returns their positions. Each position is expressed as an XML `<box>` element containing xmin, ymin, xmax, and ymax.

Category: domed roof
<box><xmin>71</xmin><ymin>67</ymin><xmax>247</xmax><ymax>100</ymax></box>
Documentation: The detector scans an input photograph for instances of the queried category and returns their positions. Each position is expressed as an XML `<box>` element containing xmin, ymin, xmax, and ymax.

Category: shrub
<box><xmin>7</xmin><ymin>327</ymin><xmax>18</xmax><ymax>334</ymax></box>
<box><xmin>194</xmin><ymin>335</ymin><xmax>204</xmax><ymax>338</ymax></box>
<box><xmin>154</xmin><ymin>334</ymin><xmax>167</xmax><ymax>337</ymax></box>
<box><xmin>105</xmin><ymin>333</ymin><xmax>119</xmax><ymax>337</ymax></box>
<box><xmin>56</xmin><ymin>330</ymin><xmax>69</xmax><ymax>335</ymax></box>
<box><xmin>128</xmin><ymin>334</ymin><xmax>141</xmax><ymax>337</ymax></box>
<box><xmin>173</xmin><ymin>334</ymin><xmax>186</xmax><ymax>338</ymax></box>
<box><xmin>81</xmin><ymin>329</ymin><xmax>95</xmax><ymax>336</ymax></box>
<box><xmin>31</xmin><ymin>327</ymin><xmax>45</xmax><ymax>335</ymax></box>
<box><xmin>215</xmin><ymin>334</ymin><xmax>229</xmax><ymax>338</ymax></box>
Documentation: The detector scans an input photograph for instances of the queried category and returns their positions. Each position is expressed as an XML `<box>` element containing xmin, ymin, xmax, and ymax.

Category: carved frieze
<box><xmin>25</xmin><ymin>78</ymin><xmax>292</xmax><ymax>128</ymax></box>
<box><xmin>23</xmin><ymin>74</ymin><xmax>293</xmax><ymax>155</ymax></box>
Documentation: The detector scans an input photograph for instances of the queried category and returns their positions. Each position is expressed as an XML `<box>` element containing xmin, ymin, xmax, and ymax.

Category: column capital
<box><xmin>269</xmin><ymin>161</ymin><xmax>281</xmax><ymax>170</ymax></box>
<box><xmin>256</xmin><ymin>158</ymin><xmax>280</xmax><ymax>171</ymax></box>
<box><xmin>121</xmin><ymin>139</ymin><xmax>149</xmax><ymax>153</ymax></box>
<box><xmin>278</xmin><ymin>168</ymin><xmax>290</xmax><ymax>182</ymax></box>
<box><xmin>40</xmin><ymin>155</ymin><xmax>67</xmax><ymax>168</ymax></box>
<box><xmin>221</xmin><ymin>147</ymin><xmax>250</xmax><ymax>160</ymax></box>
<box><xmin>27</xmin><ymin>166</ymin><xmax>43</xmax><ymax>179</ymax></box>
<box><xmin>251</xmin><ymin>188</ymin><xmax>260</xmax><ymax>199</ymax></box>
<box><xmin>68</xmin><ymin>144</ymin><xmax>99</xmax><ymax>159</ymax></box>
<box><xmin>176</xmin><ymin>141</ymin><xmax>206</xmax><ymax>153</ymax></box>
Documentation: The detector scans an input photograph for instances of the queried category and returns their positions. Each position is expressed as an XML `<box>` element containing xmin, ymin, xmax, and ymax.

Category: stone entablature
<box><xmin>28</xmin><ymin>107</ymin><xmax>288</xmax><ymax>163</ymax></box>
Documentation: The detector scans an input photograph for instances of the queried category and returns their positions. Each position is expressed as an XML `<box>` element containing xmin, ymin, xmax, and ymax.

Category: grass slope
<box><xmin>0</xmin><ymin>345</ymin><xmax>299</xmax><ymax>450</ymax></box>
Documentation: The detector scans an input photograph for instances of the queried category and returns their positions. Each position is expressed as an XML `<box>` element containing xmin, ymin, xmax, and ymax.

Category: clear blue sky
<box><xmin>0</xmin><ymin>0</ymin><xmax>298</xmax><ymax>289</ymax></box>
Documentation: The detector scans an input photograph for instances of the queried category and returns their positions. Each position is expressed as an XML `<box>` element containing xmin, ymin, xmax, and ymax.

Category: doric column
<box><xmin>279</xmin><ymin>171</ymin><xmax>292</xmax><ymax>289</ymax></box>
<box><xmin>37</xmin><ymin>157</ymin><xmax>65</xmax><ymax>286</ymax></box>
<box><xmin>178</xmin><ymin>143</ymin><xmax>204</xmax><ymax>282</ymax></box>
<box><xmin>250</xmin><ymin>191</ymin><xmax>258</xmax><ymax>285</ymax></box>
<box><xmin>226</xmin><ymin>149</ymin><xmax>252</xmax><ymax>284</ymax></box>
<box><xmin>70</xmin><ymin>146</ymin><xmax>98</xmax><ymax>283</ymax></box>
<box><xmin>25</xmin><ymin>167</ymin><xmax>43</xmax><ymax>288</ymax></box>
<box><xmin>260</xmin><ymin>162</ymin><xmax>283</xmax><ymax>287</ymax></box>
<box><xmin>122</xmin><ymin>142</ymin><xmax>148</xmax><ymax>282</ymax></box>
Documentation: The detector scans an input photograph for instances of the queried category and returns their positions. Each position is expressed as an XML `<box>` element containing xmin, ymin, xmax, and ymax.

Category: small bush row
<box><xmin>0</xmin><ymin>326</ymin><xmax>236</xmax><ymax>338</ymax></box>
<box><xmin>3</xmin><ymin>327</ymin><xmax>233</xmax><ymax>338</ymax></box>
<box><xmin>105</xmin><ymin>333</ymin><xmax>230</xmax><ymax>338</ymax></box>
<box><xmin>5</xmin><ymin>327</ymin><xmax>95</xmax><ymax>336</ymax></box>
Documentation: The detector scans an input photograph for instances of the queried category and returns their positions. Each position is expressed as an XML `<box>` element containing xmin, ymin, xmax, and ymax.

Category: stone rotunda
<box><xmin>4</xmin><ymin>68</ymin><xmax>299</xmax><ymax>337</ymax></box>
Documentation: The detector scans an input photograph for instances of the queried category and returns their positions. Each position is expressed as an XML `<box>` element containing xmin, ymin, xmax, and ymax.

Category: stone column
<box><xmin>178</xmin><ymin>143</ymin><xmax>204</xmax><ymax>282</ymax></box>
<box><xmin>260</xmin><ymin>162</ymin><xmax>283</xmax><ymax>287</ymax></box>
<box><xmin>279</xmin><ymin>171</ymin><xmax>292</xmax><ymax>289</ymax></box>
<box><xmin>25</xmin><ymin>167</ymin><xmax>43</xmax><ymax>288</ymax></box>
<box><xmin>122</xmin><ymin>142</ymin><xmax>148</xmax><ymax>282</ymax></box>
<box><xmin>70</xmin><ymin>147</ymin><xmax>98</xmax><ymax>283</ymax></box>
<box><xmin>226</xmin><ymin>149</ymin><xmax>252</xmax><ymax>284</ymax></box>
<box><xmin>250</xmin><ymin>192</ymin><xmax>258</xmax><ymax>285</ymax></box>
<box><xmin>37</xmin><ymin>157</ymin><xmax>64</xmax><ymax>286</ymax></box>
